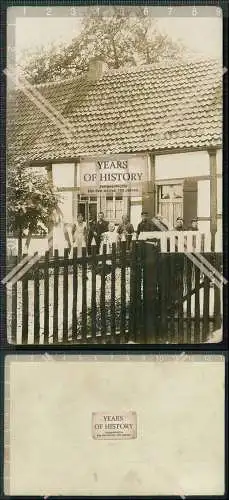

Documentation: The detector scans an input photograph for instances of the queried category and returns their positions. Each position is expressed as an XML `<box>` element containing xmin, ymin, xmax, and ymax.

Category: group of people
<box><xmin>63</xmin><ymin>210</ymin><xmax>199</xmax><ymax>255</ymax></box>
<box><xmin>136</xmin><ymin>212</ymin><xmax>198</xmax><ymax>234</ymax></box>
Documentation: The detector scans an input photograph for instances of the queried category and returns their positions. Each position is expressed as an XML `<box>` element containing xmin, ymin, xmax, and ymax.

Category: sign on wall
<box><xmin>80</xmin><ymin>155</ymin><xmax>148</xmax><ymax>195</ymax></box>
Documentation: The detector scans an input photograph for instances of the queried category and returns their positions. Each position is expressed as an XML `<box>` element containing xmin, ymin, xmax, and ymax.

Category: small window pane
<box><xmin>106</xmin><ymin>199</ymin><xmax>113</xmax><ymax>220</ymax></box>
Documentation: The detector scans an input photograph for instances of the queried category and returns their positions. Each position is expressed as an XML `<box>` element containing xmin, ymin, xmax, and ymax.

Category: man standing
<box><xmin>87</xmin><ymin>217</ymin><xmax>97</xmax><ymax>255</ymax></box>
<box><xmin>188</xmin><ymin>217</ymin><xmax>198</xmax><ymax>231</ymax></box>
<box><xmin>117</xmin><ymin>215</ymin><xmax>135</xmax><ymax>250</ymax></box>
<box><xmin>173</xmin><ymin>216</ymin><xmax>184</xmax><ymax>231</ymax></box>
<box><xmin>71</xmin><ymin>213</ymin><xmax>87</xmax><ymax>257</ymax></box>
<box><xmin>94</xmin><ymin>212</ymin><xmax>109</xmax><ymax>253</ymax></box>
<box><xmin>136</xmin><ymin>211</ymin><xmax>155</xmax><ymax>239</ymax></box>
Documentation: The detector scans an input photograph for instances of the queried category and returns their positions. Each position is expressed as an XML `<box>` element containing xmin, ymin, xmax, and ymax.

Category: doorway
<box><xmin>78</xmin><ymin>195</ymin><xmax>98</xmax><ymax>223</ymax></box>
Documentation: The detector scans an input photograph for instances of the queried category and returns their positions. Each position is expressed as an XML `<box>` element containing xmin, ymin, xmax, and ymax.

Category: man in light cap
<box><xmin>173</xmin><ymin>216</ymin><xmax>184</xmax><ymax>231</ymax></box>
<box><xmin>189</xmin><ymin>217</ymin><xmax>198</xmax><ymax>231</ymax></box>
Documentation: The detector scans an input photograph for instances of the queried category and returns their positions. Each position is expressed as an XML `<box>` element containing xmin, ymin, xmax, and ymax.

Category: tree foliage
<box><xmin>7</xmin><ymin>165</ymin><xmax>61</xmax><ymax>253</ymax></box>
<box><xmin>21</xmin><ymin>6</ymin><xmax>185</xmax><ymax>84</ymax></box>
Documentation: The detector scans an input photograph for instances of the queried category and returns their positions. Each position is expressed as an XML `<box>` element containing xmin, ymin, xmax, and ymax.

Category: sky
<box><xmin>8</xmin><ymin>6</ymin><xmax>222</xmax><ymax>63</ymax></box>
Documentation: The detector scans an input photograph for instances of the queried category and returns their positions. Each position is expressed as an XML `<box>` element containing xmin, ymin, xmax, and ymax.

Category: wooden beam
<box><xmin>29</xmin><ymin>158</ymin><xmax>79</xmax><ymax>166</ymax></box>
<box><xmin>72</xmin><ymin>162</ymin><xmax>79</xmax><ymax>221</ymax></box>
<box><xmin>155</xmin><ymin>174</ymin><xmax>221</xmax><ymax>184</ymax></box>
<box><xmin>142</xmin><ymin>154</ymin><xmax>155</xmax><ymax>218</ymax></box>
<box><xmin>27</xmin><ymin>147</ymin><xmax>222</xmax><ymax>167</ymax></box>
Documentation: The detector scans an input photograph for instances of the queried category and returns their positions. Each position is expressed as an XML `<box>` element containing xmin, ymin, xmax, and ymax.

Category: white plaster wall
<box><xmin>217</xmin><ymin>177</ymin><xmax>222</xmax><ymax>215</ymax></box>
<box><xmin>197</xmin><ymin>220</ymin><xmax>210</xmax><ymax>232</ymax></box>
<box><xmin>52</xmin><ymin>163</ymin><xmax>75</xmax><ymax>187</ymax></box>
<box><xmin>58</xmin><ymin>192</ymin><xmax>73</xmax><ymax>223</ymax></box>
<box><xmin>216</xmin><ymin>149</ymin><xmax>222</xmax><ymax>175</ymax></box>
<box><xmin>155</xmin><ymin>151</ymin><xmax>210</xmax><ymax>180</ymax></box>
<box><xmin>130</xmin><ymin>203</ymin><xmax>142</xmax><ymax>230</ymax></box>
<box><xmin>217</xmin><ymin>218</ymin><xmax>222</xmax><ymax>236</ymax></box>
<box><xmin>197</xmin><ymin>180</ymin><xmax>210</xmax><ymax>218</ymax></box>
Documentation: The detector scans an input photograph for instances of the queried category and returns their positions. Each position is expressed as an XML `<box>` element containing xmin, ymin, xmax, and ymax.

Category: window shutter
<box><xmin>183</xmin><ymin>179</ymin><xmax>198</xmax><ymax>229</ymax></box>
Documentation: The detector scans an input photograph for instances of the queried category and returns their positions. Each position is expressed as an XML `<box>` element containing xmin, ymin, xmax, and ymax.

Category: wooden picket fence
<box><xmin>138</xmin><ymin>230</ymin><xmax>222</xmax><ymax>252</ymax></box>
<box><xmin>6</xmin><ymin>238</ymin><xmax>223</xmax><ymax>345</ymax></box>
<box><xmin>7</xmin><ymin>230</ymin><xmax>222</xmax><ymax>256</ymax></box>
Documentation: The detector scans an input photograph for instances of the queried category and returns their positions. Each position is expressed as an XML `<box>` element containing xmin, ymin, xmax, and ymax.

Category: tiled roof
<box><xmin>8</xmin><ymin>59</ymin><xmax>222</xmax><ymax>163</ymax></box>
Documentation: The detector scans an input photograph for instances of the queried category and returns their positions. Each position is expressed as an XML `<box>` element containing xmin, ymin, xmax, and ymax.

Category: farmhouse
<box><xmin>9</xmin><ymin>58</ymin><xmax>222</xmax><ymax>250</ymax></box>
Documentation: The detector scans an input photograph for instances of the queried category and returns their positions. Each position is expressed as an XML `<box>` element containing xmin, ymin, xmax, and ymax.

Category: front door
<box><xmin>78</xmin><ymin>196</ymin><xmax>98</xmax><ymax>223</ymax></box>
<box><xmin>157</xmin><ymin>183</ymin><xmax>183</xmax><ymax>229</ymax></box>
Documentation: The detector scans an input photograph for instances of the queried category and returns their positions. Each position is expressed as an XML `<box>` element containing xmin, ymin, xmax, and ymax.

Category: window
<box><xmin>157</xmin><ymin>183</ymin><xmax>183</xmax><ymax>228</ymax></box>
<box><xmin>105</xmin><ymin>195</ymin><xmax>126</xmax><ymax>223</ymax></box>
<box><xmin>106</xmin><ymin>196</ymin><xmax>114</xmax><ymax>221</ymax></box>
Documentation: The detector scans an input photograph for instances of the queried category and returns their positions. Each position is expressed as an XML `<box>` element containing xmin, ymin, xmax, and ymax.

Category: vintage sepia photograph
<box><xmin>6</xmin><ymin>5</ymin><xmax>223</xmax><ymax>345</ymax></box>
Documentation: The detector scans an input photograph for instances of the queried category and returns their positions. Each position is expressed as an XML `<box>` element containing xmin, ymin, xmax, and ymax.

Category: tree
<box><xmin>20</xmin><ymin>6</ymin><xmax>185</xmax><ymax>84</ymax></box>
<box><xmin>7</xmin><ymin>165</ymin><xmax>62</xmax><ymax>257</ymax></box>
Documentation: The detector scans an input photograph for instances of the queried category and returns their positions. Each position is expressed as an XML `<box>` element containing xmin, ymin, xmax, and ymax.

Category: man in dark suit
<box><xmin>136</xmin><ymin>211</ymin><xmax>168</xmax><ymax>239</ymax></box>
<box><xmin>87</xmin><ymin>217</ymin><xmax>97</xmax><ymax>255</ymax></box>
<box><xmin>136</xmin><ymin>211</ymin><xmax>155</xmax><ymax>239</ymax></box>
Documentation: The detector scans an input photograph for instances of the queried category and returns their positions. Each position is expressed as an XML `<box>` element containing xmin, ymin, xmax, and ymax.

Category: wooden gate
<box><xmin>142</xmin><ymin>242</ymin><xmax>222</xmax><ymax>344</ymax></box>
<box><xmin>6</xmin><ymin>239</ymin><xmax>223</xmax><ymax>345</ymax></box>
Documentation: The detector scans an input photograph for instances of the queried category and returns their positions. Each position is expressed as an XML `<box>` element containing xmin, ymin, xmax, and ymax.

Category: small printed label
<box><xmin>92</xmin><ymin>411</ymin><xmax>137</xmax><ymax>440</ymax></box>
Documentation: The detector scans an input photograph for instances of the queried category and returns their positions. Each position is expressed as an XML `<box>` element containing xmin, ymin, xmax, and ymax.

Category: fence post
<box><xmin>185</xmin><ymin>256</ymin><xmax>193</xmax><ymax>343</ymax></box>
<box><xmin>143</xmin><ymin>240</ymin><xmax>159</xmax><ymax>343</ymax></box>
<box><xmin>129</xmin><ymin>239</ymin><xmax>137</xmax><ymax>342</ymax></box>
<box><xmin>194</xmin><ymin>265</ymin><xmax>201</xmax><ymax>343</ymax></box>
<box><xmin>135</xmin><ymin>241</ymin><xmax>144</xmax><ymax>342</ymax></box>
<box><xmin>120</xmin><ymin>238</ymin><xmax>127</xmax><ymax>343</ymax></box>
<box><xmin>110</xmin><ymin>242</ymin><xmax>116</xmax><ymax>343</ymax></box>
<box><xmin>11</xmin><ymin>256</ymin><xmax>18</xmax><ymax>344</ymax></box>
<box><xmin>81</xmin><ymin>246</ymin><xmax>88</xmax><ymax>341</ymax></box>
<box><xmin>159</xmin><ymin>253</ymin><xmax>169</xmax><ymax>342</ymax></box>
<box><xmin>44</xmin><ymin>250</ymin><xmax>50</xmax><ymax>344</ymax></box>
<box><xmin>63</xmin><ymin>248</ymin><xmax>69</xmax><ymax>342</ymax></box>
<box><xmin>100</xmin><ymin>244</ymin><xmax>107</xmax><ymax>341</ymax></box>
<box><xmin>91</xmin><ymin>242</ymin><xmax>97</xmax><ymax>342</ymax></box>
<box><xmin>167</xmin><ymin>253</ymin><xmax>177</xmax><ymax>343</ymax></box>
<box><xmin>177</xmin><ymin>253</ymin><xmax>185</xmax><ymax>344</ymax></box>
<box><xmin>202</xmin><ymin>268</ymin><xmax>210</xmax><ymax>342</ymax></box>
<box><xmin>71</xmin><ymin>247</ymin><xmax>78</xmax><ymax>342</ymax></box>
<box><xmin>34</xmin><ymin>255</ymin><xmax>40</xmax><ymax>344</ymax></box>
<box><xmin>53</xmin><ymin>249</ymin><xmax>59</xmax><ymax>343</ymax></box>
<box><xmin>213</xmin><ymin>253</ymin><xmax>222</xmax><ymax>331</ymax></box>
<box><xmin>21</xmin><ymin>253</ymin><xmax>29</xmax><ymax>345</ymax></box>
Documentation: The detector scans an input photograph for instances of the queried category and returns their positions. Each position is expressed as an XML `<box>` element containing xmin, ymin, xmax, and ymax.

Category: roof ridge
<box><xmin>32</xmin><ymin>57</ymin><xmax>221</xmax><ymax>89</ymax></box>
<box><xmin>32</xmin><ymin>74</ymin><xmax>83</xmax><ymax>89</ymax></box>
<box><xmin>105</xmin><ymin>57</ymin><xmax>221</xmax><ymax>76</ymax></box>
